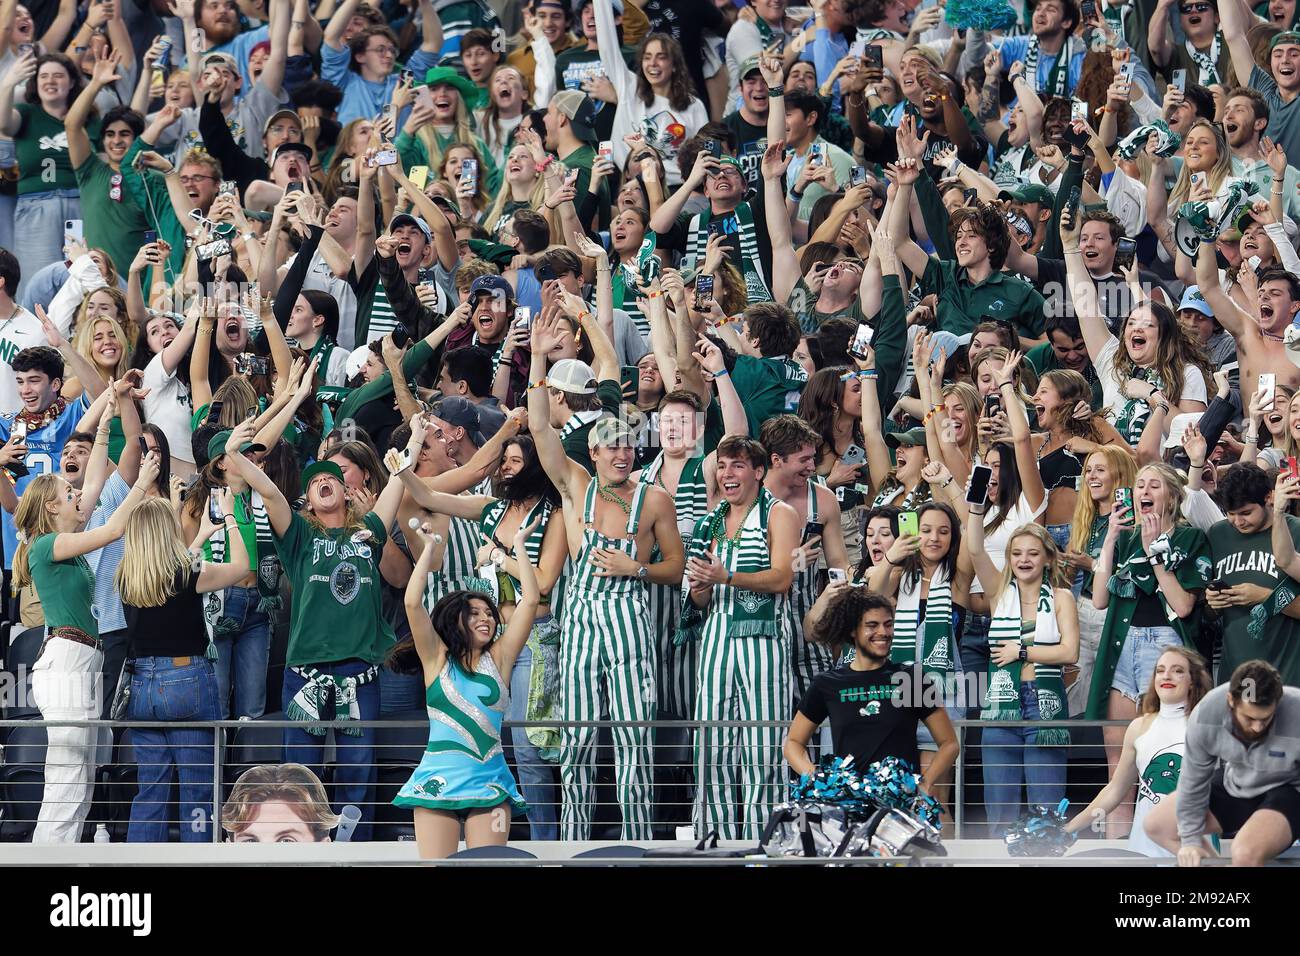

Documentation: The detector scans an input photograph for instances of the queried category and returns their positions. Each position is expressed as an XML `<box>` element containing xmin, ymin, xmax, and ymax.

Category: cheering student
<box><xmin>389</xmin><ymin>517</ymin><xmax>541</xmax><ymax>859</ymax></box>
<box><xmin>1144</xmin><ymin>660</ymin><xmax>1300</xmax><ymax>867</ymax></box>
<box><xmin>220</xmin><ymin>418</ymin><xmax>406</xmax><ymax>842</ymax></box>
<box><xmin>13</xmin><ymin>451</ymin><xmax>160</xmax><ymax>843</ymax></box>
<box><xmin>1066</xmin><ymin>647</ymin><xmax>1212</xmax><ymax>856</ymax></box>
<box><xmin>784</xmin><ymin>587</ymin><xmax>959</xmax><ymax>792</ymax></box>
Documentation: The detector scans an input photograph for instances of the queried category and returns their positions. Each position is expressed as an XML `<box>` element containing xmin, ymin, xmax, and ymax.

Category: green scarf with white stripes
<box><xmin>982</xmin><ymin>574</ymin><xmax>1070</xmax><ymax>746</ymax></box>
<box><xmin>685</xmin><ymin>202</ymin><xmax>771</xmax><ymax>303</ymax></box>
<box><xmin>892</xmin><ymin>564</ymin><xmax>955</xmax><ymax>677</ymax></box>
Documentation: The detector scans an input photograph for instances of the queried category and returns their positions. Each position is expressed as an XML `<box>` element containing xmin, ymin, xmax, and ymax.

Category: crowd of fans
<box><xmin>3</xmin><ymin>0</ymin><xmax>1300</xmax><ymax>859</ymax></box>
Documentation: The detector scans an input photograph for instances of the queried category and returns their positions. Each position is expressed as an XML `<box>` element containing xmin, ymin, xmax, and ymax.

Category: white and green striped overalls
<box><xmin>560</xmin><ymin>479</ymin><xmax>657</xmax><ymax>840</ymax></box>
<box><xmin>786</xmin><ymin>480</ymin><xmax>834</xmax><ymax>712</ymax></box>
<box><xmin>424</xmin><ymin>477</ymin><xmax>496</xmax><ymax>610</ymax></box>
<box><xmin>691</xmin><ymin>488</ymin><xmax>791</xmax><ymax>841</ymax></box>
<box><xmin>639</xmin><ymin>452</ymin><xmax>708</xmax><ymax>719</ymax></box>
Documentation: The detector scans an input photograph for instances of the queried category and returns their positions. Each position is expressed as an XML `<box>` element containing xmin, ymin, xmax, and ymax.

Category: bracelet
<box><xmin>884</xmin><ymin>554</ymin><xmax>898</xmax><ymax>566</ymax></box>
<box><xmin>726</xmin><ymin>569</ymin><xmax>735</xmax><ymax>585</ymax></box>
<box><xmin>528</xmin><ymin>379</ymin><xmax>548</xmax><ymax>390</ymax></box>
<box><xmin>768</xmin><ymin>85</ymin><xmax>784</xmax><ymax>98</ymax></box>
<box><xmin>1189</xmin><ymin>460</ymin><xmax>1206</xmax><ymax>469</ymax></box>
<box><xmin>1244</xmin><ymin>433</ymin><xmax>1258</xmax><ymax>444</ymax></box>
<box><xmin>537</xmin><ymin>155</ymin><xmax>555</xmax><ymax>172</ymax></box>
<box><xmin>860</xmin><ymin>370</ymin><xmax>878</xmax><ymax>379</ymax></box>
<box><xmin>847</xmin><ymin>93</ymin><xmax>865</xmax><ymax>108</ymax></box>
<box><xmin>644</xmin><ymin>291</ymin><xmax>662</xmax><ymax>300</ymax></box>
<box><xmin>788</xmin><ymin>186</ymin><xmax>804</xmax><ymax>201</ymax></box>
<box><xmin>713</xmin><ymin>367</ymin><xmax>729</xmax><ymax>378</ymax></box>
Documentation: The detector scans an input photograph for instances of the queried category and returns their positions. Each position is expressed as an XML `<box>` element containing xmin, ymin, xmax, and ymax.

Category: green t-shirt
<box><xmin>720</xmin><ymin>110</ymin><xmax>767</xmax><ymax>191</ymax></box>
<box><xmin>16</xmin><ymin>103</ymin><xmax>87</xmax><ymax>195</ymax></box>
<box><xmin>1207</xmin><ymin>515</ymin><xmax>1300</xmax><ymax>687</ymax></box>
<box><xmin>1026</xmin><ymin>341</ymin><xmax>1103</xmax><ymax>410</ymax></box>
<box><xmin>28</xmin><ymin>532</ymin><xmax>97</xmax><ymax>635</ymax></box>
<box><xmin>74</xmin><ymin>154</ymin><xmax>151</xmax><ymax>280</ymax></box>
<box><xmin>563</xmin><ymin>379</ymin><xmax>624</xmax><ymax>474</ymax></box>
<box><xmin>274</xmin><ymin>510</ymin><xmax>395</xmax><ymax>667</ymax></box>
<box><xmin>920</xmin><ymin>258</ymin><xmax>1047</xmax><ymax>340</ymax></box>
<box><xmin>789</xmin><ymin>277</ymin><xmax>863</xmax><ymax>334</ymax></box>
<box><xmin>731</xmin><ymin>353</ymin><xmax>808</xmax><ymax>438</ymax></box>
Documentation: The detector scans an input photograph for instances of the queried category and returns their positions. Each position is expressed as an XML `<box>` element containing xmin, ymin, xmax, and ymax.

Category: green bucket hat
<box><xmin>422</xmin><ymin>66</ymin><xmax>478</xmax><ymax>105</ymax></box>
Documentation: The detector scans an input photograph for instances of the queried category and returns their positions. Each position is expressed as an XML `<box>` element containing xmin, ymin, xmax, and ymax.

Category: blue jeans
<box><xmin>212</xmin><ymin>585</ymin><xmax>270</xmax><ymax>719</ymax></box>
<box><xmin>1111</xmin><ymin>625</ymin><xmax>1182</xmax><ymax>702</ymax></box>
<box><xmin>1046</xmin><ymin>521</ymin><xmax>1083</xmax><ymax>595</ymax></box>
<box><xmin>378</xmin><ymin>665</ymin><xmax>425</xmax><ymax>716</ymax></box>
<box><xmin>959</xmin><ymin>612</ymin><xmax>990</xmax><ymax>692</ymax></box>
<box><xmin>126</xmin><ymin>656</ymin><xmax>220</xmax><ymax>843</ymax></box>
<box><xmin>13</xmin><ymin>189</ymin><xmax>81</xmax><ymax>302</ymax></box>
<box><xmin>981</xmin><ymin>681</ymin><xmax>1067</xmax><ymax>834</ymax></box>
<box><xmin>508</xmin><ymin>640</ymin><xmax>559</xmax><ymax>840</ymax></box>
<box><xmin>281</xmin><ymin>659</ymin><xmax>380</xmax><ymax>842</ymax></box>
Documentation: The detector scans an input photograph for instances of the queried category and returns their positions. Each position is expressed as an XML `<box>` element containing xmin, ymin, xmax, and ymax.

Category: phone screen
<box><xmin>803</xmin><ymin>521</ymin><xmax>824</xmax><ymax>543</ymax></box>
<box><xmin>966</xmin><ymin>465</ymin><xmax>992</xmax><ymax>506</ymax></box>
<box><xmin>695</xmin><ymin>275</ymin><xmax>715</xmax><ymax>306</ymax></box>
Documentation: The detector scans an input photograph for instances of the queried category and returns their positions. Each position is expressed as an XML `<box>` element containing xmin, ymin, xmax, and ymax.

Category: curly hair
<box><xmin>809</xmin><ymin>586</ymin><xmax>895</xmax><ymax>648</ymax></box>
<box><xmin>744</xmin><ymin>302</ymin><xmax>801</xmax><ymax>357</ymax></box>
<box><xmin>1074</xmin><ymin>49</ymin><xmax>1129</xmax><ymax>139</ymax></box>
<box><xmin>635</xmin><ymin>33</ymin><xmax>698</xmax><ymax>110</ymax></box>
<box><xmin>949</xmin><ymin>204</ymin><xmax>1011</xmax><ymax>270</ymax></box>
<box><xmin>1040</xmin><ymin>369</ymin><xmax>1100</xmax><ymax>440</ymax></box>
<box><xmin>1111</xmin><ymin>300</ymin><xmax>1207</xmax><ymax>406</ymax></box>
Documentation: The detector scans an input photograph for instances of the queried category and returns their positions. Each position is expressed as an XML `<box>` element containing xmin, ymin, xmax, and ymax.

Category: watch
<box><xmin>1018</xmin><ymin>646</ymin><xmax>1028</xmax><ymax>663</ymax></box>
<box><xmin>490</xmin><ymin>548</ymin><xmax>506</xmax><ymax>566</ymax></box>
<box><xmin>636</xmin><ymin>565</ymin><xmax>649</xmax><ymax>582</ymax></box>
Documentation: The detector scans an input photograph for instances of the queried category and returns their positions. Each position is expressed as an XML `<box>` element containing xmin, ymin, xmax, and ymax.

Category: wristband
<box><xmin>946</xmin><ymin>157</ymin><xmax>962</xmax><ymax>177</ymax></box>
<box><xmin>726</xmin><ymin>569</ymin><xmax>735</xmax><ymax>585</ymax></box>
<box><xmin>1018</xmin><ymin>645</ymin><xmax>1028</xmax><ymax>663</ymax></box>
<box><xmin>713</xmin><ymin>367</ymin><xmax>729</xmax><ymax>378</ymax></box>
<box><xmin>768</xmin><ymin>85</ymin><xmax>784</xmax><ymax>98</ymax></box>
<box><xmin>788</xmin><ymin>186</ymin><xmax>805</xmax><ymax>201</ymax></box>
<box><xmin>528</xmin><ymin>379</ymin><xmax>548</xmax><ymax>390</ymax></box>
<box><xmin>537</xmin><ymin>155</ymin><xmax>555</xmax><ymax>172</ymax></box>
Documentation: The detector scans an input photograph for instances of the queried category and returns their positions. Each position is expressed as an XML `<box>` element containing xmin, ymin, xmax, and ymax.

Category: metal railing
<box><xmin>0</xmin><ymin>717</ymin><xmax>1133</xmax><ymax>843</ymax></box>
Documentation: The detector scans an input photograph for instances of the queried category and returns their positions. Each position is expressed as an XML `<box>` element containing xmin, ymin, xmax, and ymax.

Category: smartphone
<box><xmin>803</xmin><ymin>520</ymin><xmax>824</xmax><ymax>543</ymax></box>
<box><xmin>966</xmin><ymin>464</ymin><xmax>993</xmax><ymax>506</ymax></box>
<box><xmin>207</xmin><ymin>400</ymin><xmax>224</xmax><ymax>424</ymax></box>
<box><xmin>1172</xmin><ymin>69</ymin><xmax>1187</xmax><ymax>94</ymax></box>
<box><xmin>513</xmin><ymin>305</ymin><xmax>532</xmax><ymax>329</ymax></box>
<box><xmin>1260</xmin><ymin>372</ymin><xmax>1277</xmax><ymax>411</ymax></box>
<box><xmin>64</xmin><ymin>219</ymin><xmax>84</xmax><ymax>245</ymax></box>
<box><xmin>707</xmin><ymin>220</ymin><xmax>724</xmax><ymax>237</ymax></box>
<box><xmin>863</xmin><ymin>44</ymin><xmax>883</xmax><ymax>69</ymax></box>
<box><xmin>962</xmin><ymin>187</ymin><xmax>979</xmax><ymax>205</ymax></box>
<box><xmin>137</xmin><ymin>436</ymin><xmax>149</xmax><ymax>457</ymax></box>
<box><xmin>208</xmin><ymin>494</ymin><xmax>223</xmax><ymax>523</ymax></box>
<box><xmin>1118</xmin><ymin>61</ymin><xmax>1136</xmax><ymax>84</ymax></box>
<box><xmin>984</xmin><ymin>393</ymin><xmax>1002</xmax><ymax>418</ymax></box>
<box><xmin>695</xmin><ymin>274</ymin><xmax>715</xmax><ymax>308</ymax></box>
<box><xmin>400</xmin><ymin>69</ymin><xmax>414</xmax><ymax>85</ymax></box>
<box><xmin>850</xmin><ymin>165</ymin><xmax>868</xmax><ymax>187</ymax></box>
<box><xmin>704</xmin><ymin>139</ymin><xmax>722</xmax><ymax>159</ymax></box>
<box><xmin>1115</xmin><ymin>487</ymin><xmax>1134</xmax><ymax>512</ymax></box>
<box><xmin>827</xmin><ymin>567</ymin><xmax>848</xmax><ymax>585</ymax></box>
<box><xmin>849</xmin><ymin>322</ymin><xmax>874</xmax><ymax>357</ymax></box>
<box><xmin>898</xmin><ymin>511</ymin><xmax>919</xmax><ymax>537</ymax></box>
<box><xmin>1114</xmin><ymin>237</ymin><xmax>1137</xmax><ymax>270</ymax></box>
<box><xmin>16</xmin><ymin>43</ymin><xmax>33</xmax><ymax>57</ymax></box>
<box><xmin>809</xmin><ymin>143</ymin><xmax>824</xmax><ymax>166</ymax></box>
<box><xmin>235</xmin><ymin>353</ymin><xmax>270</xmax><ymax>376</ymax></box>
<box><xmin>195</xmin><ymin>238</ymin><xmax>232</xmax><ymax>260</ymax></box>
<box><xmin>1081</xmin><ymin>0</ymin><xmax>1096</xmax><ymax>17</ymax></box>
<box><xmin>1288</xmin><ymin>455</ymin><xmax>1298</xmax><ymax>479</ymax></box>
<box><xmin>841</xmin><ymin>443</ymin><xmax>866</xmax><ymax>466</ymax></box>
<box><xmin>460</xmin><ymin>158</ymin><xmax>479</xmax><ymax>187</ymax></box>
<box><xmin>1207</xmin><ymin>580</ymin><xmax>1227</xmax><ymax>591</ymax></box>
<box><xmin>369</xmin><ymin>149</ymin><xmax>398</xmax><ymax>168</ymax></box>
<box><xmin>1064</xmin><ymin>185</ymin><xmax>1082</xmax><ymax>222</ymax></box>
<box><xmin>1189</xmin><ymin>171</ymin><xmax>1203</xmax><ymax>188</ymax></box>
<box><xmin>218</xmin><ymin>180</ymin><xmax>237</xmax><ymax>196</ymax></box>
<box><xmin>537</xmin><ymin>262</ymin><xmax>557</xmax><ymax>281</ymax></box>
<box><xmin>143</xmin><ymin>229</ymin><xmax>158</xmax><ymax>245</ymax></box>
<box><xmin>415</xmin><ymin>86</ymin><xmax>434</xmax><ymax>111</ymax></box>
<box><xmin>1071</xmin><ymin>99</ymin><xmax>1088</xmax><ymax>122</ymax></box>
<box><xmin>285</xmin><ymin>180</ymin><xmax>304</xmax><ymax>194</ymax></box>
<box><xmin>1248</xmin><ymin>255</ymin><xmax>1262</xmax><ymax>271</ymax></box>
<box><xmin>598</xmin><ymin>140</ymin><xmax>614</xmax><ymax>161</ymax></box>
<box><xmin>621</xmin><ymin>365</ymin><xmax>639</xmax><ymax>396</ymax></box>
<box><xmin>10</xmin><ymin>419</ymin><xmax>27</xmax><ymax>443</ymax></box>
<box><xmin>391</xmin><ymin>325</ymin><xmax>411</xmax><ymax>348</ymax></box>
<box><xmin>409</xmin><ymin>165</ymin><xmax>430</xmax><ymax>190</ymax></box>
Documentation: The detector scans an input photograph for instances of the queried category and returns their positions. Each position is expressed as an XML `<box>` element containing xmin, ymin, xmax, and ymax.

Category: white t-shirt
<box><xmin>0</xmin><ymin>306</ymin><xmax>49</xmax><ymax>415</ymax></box>
<box><xmin>1094</xmin><ymin>335</ymin><xmax>1208</xmax><ymax>434</ymax></box>
<box><xmin>142</xmin><ymin>350</ymin><xmax>195</xmax><ymax>464</ymax></box>
<box><xmin>286</xmin><ymin>249</ymin><xmax>359</xmax><ymax>352</ymax></box>
<box><xmin>969</xmin><ymin>492</ymin><xmax>1050</xmax><ymax>595</ymax></box>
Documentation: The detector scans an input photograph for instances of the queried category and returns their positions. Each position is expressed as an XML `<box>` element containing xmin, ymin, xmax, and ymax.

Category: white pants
<box><xmin>1067</xmin><ymin>600</ymin><xmax>1106</xmax><ymax>718</ymax></box>
<box><xmin>30</xmin><ymin>637</ymin><xmax>103</xmax><ymax>844</ymax></box>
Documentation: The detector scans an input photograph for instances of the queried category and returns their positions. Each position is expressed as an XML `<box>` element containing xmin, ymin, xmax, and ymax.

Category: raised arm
<box><xmin>0</xmin><ymin>50</ymin><xmax>36</xmax><ymax>136</ymax></box>
<box><xmin>404</xmin><ymin>521</ymin><xmax>448</xmax><ymax>672</ymax></box>
<box><xmin>1273</xmin><ymin>472</ymin><xmax>1300</xmax><ymax>581</ymax></box>
<box><xmin>526</xmin><ymin>313</ymin><xmax>582</xmax><ymax>502</ymax></box>
<box><xmin>994</xmin><ymin>351</ymin><xmax>1046</xmax><ymax>512</ymax></box>
<box><xmin>694</xmin><ymin>337</ymin><xmax>747</xmax><ymax>439</ymax></box>
<box><xmin>38</xmin><ymin>305</ymin><xmax>107</xmax><ymax>399</ymax></box>
<box><xmin>491</xmin><ymin>517</ymin><xmax>542</xmax><ymax>675</ymax></box>
<box><xmin>258</xmin><ymin>0</ymin><xmax>292</xmax><ymax>98</ymax></box>
<box><xmin>649</xmin><ymin>149</ymin><xmax>713</xmax><ymax>236</ymax></box>
<box><xmin>68</xmin><ymin>49</ymin><xmax>122</xmax><ymax>168</ymax></box>
<box><xmin>763</xmin><ymin>141</ymin><xmax>799</xmax><ymax>304</ymax></box>
<box><xmin>1060</xmin><ymin>206</ymin><xmax>1112</xmax><ymax>362</ymax></box>
<box><xmin>1194</xmin><ymin>239</ymin><xmax>1253</xmax><ymax>341</ymax></box>
<box><xmin>324</xmin><ymin>0</ymin><xmax>363</xmax><ymax>49</ymax></box>
<box><xmin>1219</xmin><ymin>0</ymin><xmax>1259</xmax><ymax>85</ymax></box>
<box><xmin>220</xmin><ymin>418</ymin><xmax>294</xmax><ymax>535</ymax></box>
<box><xmin>51</xmin><ymin>454</ymin><xmax>159</xmax><ymax>561</ymax></box>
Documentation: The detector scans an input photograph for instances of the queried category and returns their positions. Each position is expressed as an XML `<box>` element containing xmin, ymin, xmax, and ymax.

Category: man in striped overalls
<box><xmin>683</xmin><ymin>435</ymin><xmax>800</xmax><ymax>840</ymax></box>
<box><xmin>529</xmin><ymin>343</ymin><xmax>686</xmax><ymax>839</ymax></box>
<box><xmin>758</xmin><ymin>415</ymin><xmax>848</xmax><ymax>716</ymax></box>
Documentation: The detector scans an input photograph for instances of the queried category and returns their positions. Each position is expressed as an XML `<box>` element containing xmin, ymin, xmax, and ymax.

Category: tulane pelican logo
<box><xmin>1139</xmin><ymin>749</ymin><xmax>1182</xmax><ymax>804</ymax></box>
<box><xmin>859</xmin><ymin>700</ymin><xmax>882</xmax><ymax>717</ymax></box>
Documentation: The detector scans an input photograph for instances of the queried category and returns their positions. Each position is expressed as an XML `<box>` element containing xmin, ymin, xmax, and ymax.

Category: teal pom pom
<box><xmin>946</xmin><ymin>0</ymin><xmax>1019</xmax><ymax>31</ymax></box>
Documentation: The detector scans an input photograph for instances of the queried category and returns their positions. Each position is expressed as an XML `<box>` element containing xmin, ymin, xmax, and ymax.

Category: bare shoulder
<box><xmin>815</xmin><ymin>482</ymin><xmax>842</xmax><ymax>518</ymax></box>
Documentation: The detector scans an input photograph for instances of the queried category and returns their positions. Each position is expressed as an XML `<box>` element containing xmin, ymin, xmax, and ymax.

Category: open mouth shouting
<box><xmin>1260</xmin><ymin>300</ymin><xmax>1276</xmax><ymax>322</ymax></box>
<box><xmin>224</xmin><ymin>317</ymin><xmax>243</xmax><ymax>347</ymax></box>
<box><xmin>432</xmin><ymin>91</ymin><xmax>455</xmax><ymax>117</ymax></box>
<box><xmin>1137</xmin><ymin>494</ymin><xmax>1156</xmax><ymax>516</ymax></box>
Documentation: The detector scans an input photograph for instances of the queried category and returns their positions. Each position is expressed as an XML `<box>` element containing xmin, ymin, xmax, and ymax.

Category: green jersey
<box><xmin>28</xmin><ymin>532</ymin><xmax>97</xmax><ymax>636</ymax></box>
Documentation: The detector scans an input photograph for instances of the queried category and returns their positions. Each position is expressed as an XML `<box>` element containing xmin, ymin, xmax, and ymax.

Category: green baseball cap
<box><xmin>739</xmin><ymin>54</ymin><xmax>763</xmax><ymax>79</ymax></box>
<box><xmin>302</xmin><ymin>460</ymin><xmax>346</xmax><ymax>488</ymax></box>
<box><xmin>207</xmin><ymin>429</ymin><xmax>264</xmax><ymax>461</ymax></box>
<box><xmin>998</xmin><ymin>183</ymin><xmax>1054</xmax><ymax>207</ymax></box>
<box><xmin>1270</xmin><ymin>30</ymin><xmax>1300</xmax><ymax>51</ymax></box>
<box><xmin>885</xmin><ymin>427</ymin><xmax>928</xmax><ymax>449</ymax></box>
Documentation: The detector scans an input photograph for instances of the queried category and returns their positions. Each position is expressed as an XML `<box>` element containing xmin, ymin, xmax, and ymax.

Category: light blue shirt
<box><xmin>209</xmin><ymin>24</ymin><xmax>271</xmax><ymax>93</ymax></box>
<box><xmin>995</xmin><ymin>35</ymin><xmax>1085</xmax><ymax>97</ymax></box>
<box><xmin>86</xmin><ymin>472</ymin><xmax>132</xmax><ymax>634</ymax></box>
<box><xmin>321</xmin><ymin>44</ymin><xmax>438</xmax><ymax>127</ymax></box>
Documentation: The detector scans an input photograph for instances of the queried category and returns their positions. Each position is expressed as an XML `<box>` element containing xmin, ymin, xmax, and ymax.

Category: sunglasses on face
<box><xmin>1179</xmin><ymin>2</ymin><xmax>1212</xmax><ymax>12</ymax></box>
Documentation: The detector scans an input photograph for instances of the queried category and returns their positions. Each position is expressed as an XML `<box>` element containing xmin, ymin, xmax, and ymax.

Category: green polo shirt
<box><xmin>920</xmin><ymin>258</ymin><xmax>1047</xmax><ymax>341</ymax></box>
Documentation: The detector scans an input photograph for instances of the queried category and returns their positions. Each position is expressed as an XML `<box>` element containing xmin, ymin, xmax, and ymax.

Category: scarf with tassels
<box><xmin>286</xmin><ymin>665</ymin><xmax>380</xmax><ymax>736</ymax></box>
<box><xmin>1023</xmin><ymin>34</ymin><xmax>1082</xmax><ymax>97</ymax></box>
<box><xmin>983</xmin><ymin>574</ymin><xmax>1070</xmax><ymax>746</ymax></box>
<box><xmin>1112</xmin><ymin>366</ymin><xmax>1164</xmax><ymax>445</ymax></box>
<box><xmin>685</xmin><ymin>202</ymin><xmax>772</xmax><ymax>303</ymax></box>
<box><xmin>1187</xmin><ymin>32</ymin><xmax>1223</xmax><ymax>85</ymax></box>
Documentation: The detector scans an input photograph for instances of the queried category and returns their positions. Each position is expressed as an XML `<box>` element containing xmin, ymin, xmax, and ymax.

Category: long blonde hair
<box><xmin>1068</xmin><ymin>445</ymin><xmax>1137</xmax><ymax>555</ymax></box>
<box><xmin>1167</xmin><ymin>120</ymin><xmax>1232</xmax><ymax>213</ymax></box>
<box><xmin>115</xmin><ymin>498</ymin><xmax>193</xmax><ymax>608</ymax></box>
<box><xmin>991</xmin><ymin>522</ymin><xmax>1064</xmax><ymax>605</ymax></box>
<box><xmin>484</xmin><ymin>143</ymin><xmax>545</xmax><ymax>235</ymax></box>
<box><xmin>12</xmin><ymin>474</ymin><xmax>65</xmax><ymax>592</ymax></box>
<box><xmin>72</xmin><ymin>312</ymin><xmax>131</xmax><ymax>382</ymax></box>
<box><xmin>942</xmin><ymin>381</ymin><xmax>980</xmax><ymax>459</ymax></box>
<box><xmin>415</xmin><ymin>92</ymin><xmax>479</xmax><ymax>186</ymax></box>
<box><xmin>1136</xmin><ymin>461</ymin><xmax>1188</xmax><ymax>523</ymax></box>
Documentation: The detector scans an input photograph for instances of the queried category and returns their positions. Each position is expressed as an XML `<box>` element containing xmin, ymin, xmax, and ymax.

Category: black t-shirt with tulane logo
<box><xmin>797</xmin><ymin>662</ymin><xmax>937</xmax><ymax>773</ymax></box>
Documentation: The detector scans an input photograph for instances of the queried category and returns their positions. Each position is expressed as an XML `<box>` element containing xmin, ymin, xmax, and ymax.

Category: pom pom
<box><xmin>1004</xmin><ymin>798</ymin><xmax>1077</xmax><ymax>857</ymax></box>
<box><xmin>788</xmin><ymin>754</ymin><xmax>943</xmax><ymax>826</ymax></box>
<box><xmin>945</xmin><ymin>0</ymin><xmax>1019</xmax><ymax>32</ymax></box>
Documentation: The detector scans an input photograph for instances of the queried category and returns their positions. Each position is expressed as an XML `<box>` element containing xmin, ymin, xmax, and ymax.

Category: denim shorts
<box><xmin>1110</xmin><ymin>625</ymin><xmax>1182</xmax><ymax>702</ymax></box>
